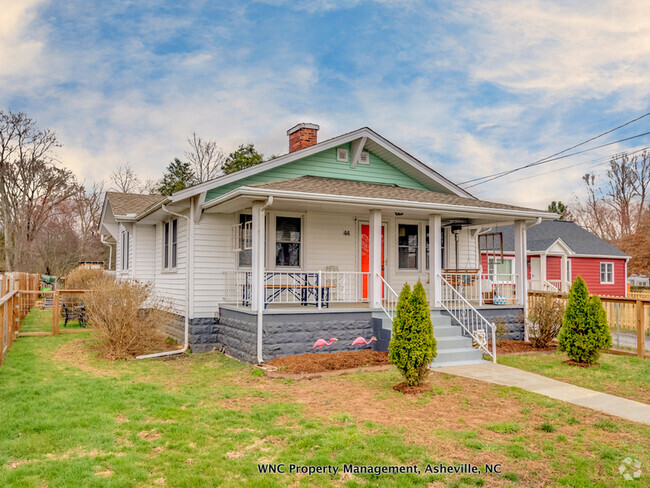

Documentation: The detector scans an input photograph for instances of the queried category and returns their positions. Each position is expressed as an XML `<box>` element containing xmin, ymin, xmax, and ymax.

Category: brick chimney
<box><xmin>287</xmin><ymin>123</ymin><xmax>319</xmax><ymax>153</ymax></box>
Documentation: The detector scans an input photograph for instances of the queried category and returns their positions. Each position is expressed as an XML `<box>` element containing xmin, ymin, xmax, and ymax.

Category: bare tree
<box><xmin>604</xmin><ymin>154</ymin><xmax>637</xmax><ymax>236</ymax></box>
<box><xmin>109</xmin><ymin>162</ymin><xmax>141</xmax><ymax>193</ymax></box>
<box><xmin>631</xmin><ymin>150</ymin><xmax>650</xmax><ymax>228</ymax></box>
<box><xmin>185</xmin><ymin>132</ymin><xmax>225</xmax><ymax>184</ymax></box>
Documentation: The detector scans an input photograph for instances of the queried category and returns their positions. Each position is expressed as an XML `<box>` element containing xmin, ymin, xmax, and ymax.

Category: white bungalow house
<box><xmin>99</xmin><ymin>124</ymin><xmax>556</xmax><ymax>366</ymax></box>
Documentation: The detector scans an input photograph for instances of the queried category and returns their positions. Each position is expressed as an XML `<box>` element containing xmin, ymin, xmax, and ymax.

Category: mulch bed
<box><xmin>392</xmin><ymin>382</ymin><xmax>433</xmax><ymax>395</ymax></box>
<box><xmin>493</xmin><ymin>340</ymin><xmax>557</xmax><ymax>355</ymax></box>
<box><xmin>265</xmin><ymin>350</ymin><xmax>390</xmax><ymax>374</ymax></box>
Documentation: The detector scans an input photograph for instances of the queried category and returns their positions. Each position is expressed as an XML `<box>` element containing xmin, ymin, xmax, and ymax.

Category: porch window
<box><xmin>238</xmin><ymin>214</ymin><xmax>252</xmax><ymax>267</ymax></box>
<box><xmin>121</xmin><ymin>230</ymin><xmax>130</xmax><ymax>271</ymax></box>
<box><xmin>398</xmin><ymin>224</ymin><xmax>418</xmax><ymax>270</ymax></box>
<box><xmin>425</xmin><ymin>225</ymin><xmax>444</xmax><ymax>270</ymax></box>
<box><xmin>600</xmin><ymin>262</ymin><xmax>614</xmax><ymax>284</ymax></box>
<box><xmin>163</xmin><ymin>219</ymin><xmax>178</xmax><ymax>270</ymax></box>
<box><xmin>276</xmin><ymin>216</ymin><xmax>301</xmax><ymax>267</ymax></box>
<box><xmin>487</xmin><ymin>257</ymin><xmax>513</xmax><ymax>280</ymax></box>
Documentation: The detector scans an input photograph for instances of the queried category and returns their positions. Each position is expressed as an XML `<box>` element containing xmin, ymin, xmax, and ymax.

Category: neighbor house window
<box><xmin>425</xmin><ymin>225</ymin><xmax>445</xmax><ymax>270</ymax></box>
<box><xmin>488</xmin><ymin>257</ymin><xmax>513</xmax><ymax>280</ymax></box>
<box><xmin>275</xmin><ymin>216</ymin><xmax>301</xmax><ymax>267</ymax></box>
<box><xmin>600</xmin><ymin>262</ymin><xmax>614</xmax><ymax>284</ymax></box>
<box><xmin>121</xmin><ymin>230</ymin><xmax>130</xmax><ymax>271</ymax></box>
<box><xmin>163</xmin><ymin>219</ymin><xmax>178</xmax><ymax>270</ymax></box>
<box><xmin>238</xmin><ymin>214</ymin><xmax>252</xmax><ymax>267</ymax></box>
<box><xmin>398</xmin><ymin>224</ymin><xmax>419</xmax><ymax>270</ymax></box>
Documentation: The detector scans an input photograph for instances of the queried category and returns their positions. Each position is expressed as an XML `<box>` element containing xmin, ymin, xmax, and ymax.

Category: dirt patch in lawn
<box><xmin>494</xmin><ymin>340</ymin><xmax>557</xmax><ymax>355</ymax></box>
<box><xmin>392</xmin><ymin>382</ymin><xmax>432</xmax><ymax>395</ymax></box>
<box><xmin>266</xmin><ymin>350</ymin><xmax>390</xmax><ymax>374</ymax></box>
<box><xmin>563</xmin><ymin>359</ymin><xmax>600</xmax><ymax>368</ymax></box>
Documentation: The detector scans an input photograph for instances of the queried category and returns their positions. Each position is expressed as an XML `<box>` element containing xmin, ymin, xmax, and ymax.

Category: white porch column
<box><xmin>428</xmin><ymin>214</ymin><xmax>442</xmax><ymax>307</ymax></box>
<box><xmin>560</xmin><ymin>254</ymin><xmax>568</xmax><ymax>293</ymax></box>
<box><xmin>369</xmin><ymin>209</ymin><xmax>382</xmax><ymax>309</ymax></box>
<box><xmin>540</xmin><ymin>253</ymin><xmax>547</xmax><ymax>290</ymax></box>
<box><xmin>514</xmin><ymin>220</ymin><xmax>527</xmax><ymax>307</ymax></box>
<box><xmin>251</xmin><ymin>201</ymin><xmax>266</xmax><ymax>312</ymax></box>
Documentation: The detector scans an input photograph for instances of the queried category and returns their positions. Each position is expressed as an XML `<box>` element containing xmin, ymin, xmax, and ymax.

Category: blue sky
<box><xmin>2</xmin><ymin>0</ymin><xmax>649</xmax><ymax>208</ymax></box>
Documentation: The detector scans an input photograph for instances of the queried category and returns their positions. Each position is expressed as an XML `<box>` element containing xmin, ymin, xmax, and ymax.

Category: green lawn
<box><xmin>19</xmin><ymin>308</ymin><xmax>85</xmax><ymax>333</ymax></box>
<box><xmin>499</xmin><ymin>352</ymin><xmax>650</xmax><ymax>404</ymax></box>
<box><xmin>0</xmin><ymin>335</ymin><xmax>648</xmax><ymax>487</ymax></box>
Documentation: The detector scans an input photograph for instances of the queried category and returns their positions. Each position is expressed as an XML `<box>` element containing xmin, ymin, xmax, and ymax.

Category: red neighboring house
<box><xmin>482</xmin><ymin>220</ymin><xmax>629</xmax><ymax>297</ymax></box>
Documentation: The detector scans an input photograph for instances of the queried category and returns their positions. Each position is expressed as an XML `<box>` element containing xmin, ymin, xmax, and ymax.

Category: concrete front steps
<box><xmin>372</xmin><ymin>310</ymin><xmax>488</xmax><ymax>367</ymax></box>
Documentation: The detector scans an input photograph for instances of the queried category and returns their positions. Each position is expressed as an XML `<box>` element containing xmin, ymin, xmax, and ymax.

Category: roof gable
<box><xmin>171</xmin><ymin>127</ymin><xmax>475</xmax><ymax>203</ymax></box>
<box><xmin>105</xmin><ymin>192</ymin><xmax>166</xmax><ymax>216</ymax></box>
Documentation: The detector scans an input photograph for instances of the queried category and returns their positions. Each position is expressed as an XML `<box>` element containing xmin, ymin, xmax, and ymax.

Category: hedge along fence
<box><xmin>0</xmin><ymin>272</ymin><xmax>89</xmax><ymax>367</ymax></box>
<box><xmin>528</xmin><ymin>291</ymin><xmax>649</xmax><ymax>358</ymax></box>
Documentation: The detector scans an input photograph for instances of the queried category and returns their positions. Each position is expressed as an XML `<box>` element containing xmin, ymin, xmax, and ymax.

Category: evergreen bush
<box><xmin>389</xmin><ymin>281</ymin><xmax>436</xmax><ymax>386</ymax></box>
<box><xmin>558</xmin><ymin>277</ymin><xmax>612</xmax><ymax>364</ymax></box>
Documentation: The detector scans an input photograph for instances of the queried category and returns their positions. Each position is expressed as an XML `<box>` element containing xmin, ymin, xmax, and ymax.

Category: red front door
<box><xmin>361</xmin><ymin>224</ymin><xmax>385</xmax><ymax>299</ymax></box>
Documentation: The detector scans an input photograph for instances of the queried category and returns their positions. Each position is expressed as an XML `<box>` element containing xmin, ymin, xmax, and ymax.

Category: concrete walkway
<box><xmin>435</xmin><ymin>362</ymin><xmax>650</xmax><ymax>425</ymax></box>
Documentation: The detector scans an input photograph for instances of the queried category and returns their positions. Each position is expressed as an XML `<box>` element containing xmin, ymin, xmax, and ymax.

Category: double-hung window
<box><xmin>600</xmin><ymin>262</ymin><xmax>614</xmax><ymax>284</ymax></box>
<box><xmin>121</xmin><ymin>230</ymin><xmax>130</xmax><ymax>271</ymax></box>
<box><xmin>275</xmin><ymin>216</ymin><xmax>301</xmax><ymax>267</ymax></box>
<box><xmin>398</xmin><ymin>224</ymin><xmax>419</xmax><ymax>270</ymax></box>
<box><xmin>487</xmin><ymin>257</ymin><xmax>513</xmax><ymax>281</ymax></box>
<box><xmin>238</xmin><ymin>214</ymin><xmax>252</xmax><ymax>267</ymax></box>
<box><xmin>163</xmin><ymin>219</ymin><xmax>178</xmax><ymax>270</ymax></box>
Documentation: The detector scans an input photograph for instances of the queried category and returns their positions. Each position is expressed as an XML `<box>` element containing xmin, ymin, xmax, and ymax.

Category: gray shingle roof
<box><xmin>493</xmin><ymin>220</ymin><xmax>628</xmax><ymax>257</ymax></box>
<box><xmin>249</xmin><ymin>176</ymin><xmax>544</xmax><ymax>213</ymax></box>
<box><xmin>105</xmin><ymin>192</ymin><xmax>166</xmax><ymax>216</ymax></box>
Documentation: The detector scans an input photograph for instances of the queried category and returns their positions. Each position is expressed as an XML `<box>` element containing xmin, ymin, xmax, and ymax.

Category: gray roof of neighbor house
<box><xmin>492</xmin><ymin>220</ymin><xmax>629</xmax><ymax>257</ymax></box>
<box><xmin>105</xmin><ymin>192</ymin><xmax>167</xmax><ymax>217</ymax></box>
<box><xmin>249</xmin><ymin>176</ymin><xmax>543</xmax><ymax>213</ymax></box>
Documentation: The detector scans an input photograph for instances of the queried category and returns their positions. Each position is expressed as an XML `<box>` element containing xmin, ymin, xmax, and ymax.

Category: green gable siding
<box><xmin>205</xmin><ymin>145</ymin><xmax>431</xmax><ymax>202</ymax></box>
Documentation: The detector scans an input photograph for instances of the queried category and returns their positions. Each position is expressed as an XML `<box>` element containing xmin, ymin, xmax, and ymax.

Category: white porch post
<box><xmin>251</xmin><ymin>201</ymin><xmax>266</xmax><ymax>312</ymax></box>
<box><xmin>369</xmin><ymin>209</ymin><xmax>382</xmax><ymax>309</ymax></box>
<box><xmin>540</xmin><ymin>253</ymin><xmax>547</xmax><ymax>290</ymax></box>
<box><xmin>514</xmin><ymin>220</ymin><xmax>527</xmax><ymax>307</ymax></box>
<box><xmin>428</xmin><ymin>214</ymin><xmax>442</xmax><ymax>307</ymax></box>
<box><xmin>560</xmin><ymin>254</ymin><xmax>568</xmax><ymax>293</ymax></box>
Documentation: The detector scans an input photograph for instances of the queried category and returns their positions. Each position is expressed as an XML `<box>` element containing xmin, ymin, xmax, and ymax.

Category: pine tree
<box><xmin>222</xmin><ymin>144</ymin><xmax>264</xmax><ymax>175</ymax></box>
<box><xmin>389</xmin><ymin>281</ymin><xmax>436</xmax><ymax>386</ymax></box>
<box><xmin>158</xmin><ymin>158</ymin><xmax>195</xmax><ymax>196</ymax></box>
<box><xmin>558</xmin><ymin>276</ymin><xmax>612</xmax><ymax>364</ymax></box>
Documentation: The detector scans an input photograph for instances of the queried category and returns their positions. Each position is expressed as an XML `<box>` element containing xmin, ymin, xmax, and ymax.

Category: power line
<box><xmin>460</xmin><ymin>111</ymin><xmax>650</xmax><ymax>186</ymax></box>
<box><xmin>463</xmin><ymin>130</ymin><xmax>650</xmax><ymax>189</ymax></box>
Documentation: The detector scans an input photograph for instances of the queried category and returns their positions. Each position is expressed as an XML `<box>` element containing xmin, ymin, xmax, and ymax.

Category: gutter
<box><xmin>257</xmin><ymin>196</ymin><xmax>273</xmax><ymax>364</ymax></box>
<box><xmin>137</xmin><ymin>203</ymin><xmax>192</xmax><ymax>360</ymax></box>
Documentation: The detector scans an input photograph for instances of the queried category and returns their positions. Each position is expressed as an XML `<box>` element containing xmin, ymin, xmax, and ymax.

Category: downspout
<box><xmin>137</xmin><ymin>203</ymin><xmax>192</xmax><ymax>359</ymax></box>
<box><xmin>100</xmin><ymin>235</ymin><xmax>113</xmax><ymax>270</ymax></box>
<box><xmin>257</xmin><ymin>196</ymin><xmax>273</xmax><ymax>364</ymax></box>
<box><xmin>527</xmin><ymin>217</ymin><xmax>542</xmax><ymax>229</ymax></box>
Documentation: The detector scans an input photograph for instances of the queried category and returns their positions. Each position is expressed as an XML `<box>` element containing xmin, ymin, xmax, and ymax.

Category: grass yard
<box><xmin>499</xmin><ymin>352</ymin><xmax>650</xmax><ymax>405</ymax></box>
<box><xmin>0</xmin><ymin>335</ymin><xmax>648</xmax><ymax>487</ymax></box>
<box><xmin>19</xmin><ymin>307</ymin><xmax>85</xmax><ymax>333</ymax></box>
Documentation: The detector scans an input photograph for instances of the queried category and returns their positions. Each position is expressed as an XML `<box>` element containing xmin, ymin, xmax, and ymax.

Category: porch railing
<box><xmin>439</xmin><ymin>274</ymin><xmax>497</xmax><ymax>362</ymax></box>
<box><xmin>223</xmin><ymin>271</ymin><xmax>369</xmax><ymax>308</ymax></box>
<box><xmin>377</xmin><ymin>273</ymin><xmax>399</xmax><ymax>322</ymax></box>
<box><xmin>442</xmin><ymin>272</ymin><xmax>519</xmax><ymax>306</ymax></box>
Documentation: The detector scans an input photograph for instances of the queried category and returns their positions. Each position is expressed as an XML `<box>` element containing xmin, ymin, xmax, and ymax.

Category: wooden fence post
<box><xmin>637</xmin><ymin>300</ymin><xmax>646</xmax><ymax>358</ymax></box>
<box><xmin>52</xmin><ymin>292</ymin><xmax>60</xmax><ymax>335</ymax></box>
<box><xmin>0</xmin><ymin>302</ymin><xmax>5</xmax><ymax>367</ymax></box>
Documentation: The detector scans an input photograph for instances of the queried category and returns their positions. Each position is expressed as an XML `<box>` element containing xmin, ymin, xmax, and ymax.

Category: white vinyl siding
<box><xmin>152</xmin><ymin>215</ymin><xmax>188</xmax><ymax>314</ymax></box>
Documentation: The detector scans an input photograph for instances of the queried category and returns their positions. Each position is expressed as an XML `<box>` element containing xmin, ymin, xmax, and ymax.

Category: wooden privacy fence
<box><xmin>1</xmin><ymin>272</ymin><xmax>89</xmax><ymax>366</ymax></box>
<box><xmin>528</xmin><ymin>291</ymin><xmax>649</xmax><ymax>358</ymax></box>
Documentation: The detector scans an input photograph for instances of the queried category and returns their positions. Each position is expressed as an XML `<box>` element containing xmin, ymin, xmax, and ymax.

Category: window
<box><xmin>336</xmin><ymin>148</ymin><xmax>349</xmax><ymax>162</ymax></box>
<box><xmin>398</xmin><ymin>224</ymin><xmax>418</xmax><ymax>270</ymax></box>
<box><xmin>600</xmin><ymin>262</ymin><xmax>614</xmax><ymax>284</ymax></box>
<box><xmin>425</xmin><ymin>225</ymin><xmax>445</xmax><ymax>270</ymax></box>
<box><xmin>121</xmin><ymin>230</ymin><xmax>130</xmax><ymax>271</ymax></box>
<box><xmin>276</xmin><ymin>216</ymin><xmax>301</xmax><ymax>267</ymax></box>
<box><xmin>163</xmin><ymin>218</ymin><xmax>178</xmax><ymax>270</ymax></box>
<box><xmin>566</xmin><ymin>259</ymin><xmax>572</xmax><ymax>281</ymax></box>
<box><xmin>488</xmin><ymin>257</ymin><xmax>513</xmax><ymax>280</ymax></box>
<box><xmin>238</xmin><ymin>214</ymin><xmax>252</xmax><ymax>267</ymax></box>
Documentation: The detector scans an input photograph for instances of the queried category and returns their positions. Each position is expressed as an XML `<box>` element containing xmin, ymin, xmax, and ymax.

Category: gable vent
<box><xmin>359</xmin><ymin>151</ymin><xmax>369</xmax><ymax>164</ymax></box>
<box><xmin>337</xmin><ymin>148</ymin><xmax>349</xmax><ymax>162</ymax></box>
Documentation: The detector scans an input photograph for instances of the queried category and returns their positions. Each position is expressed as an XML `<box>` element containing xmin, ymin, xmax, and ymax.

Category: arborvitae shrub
<box><xmin>558</xmin><ymin>276</ymin><xmax>612</xmax><ymax>364</ymax></box>
<box><xmin>389</xmin><ymin>281</ymin><xmax>436</xmax><ymax>386</ymax></box>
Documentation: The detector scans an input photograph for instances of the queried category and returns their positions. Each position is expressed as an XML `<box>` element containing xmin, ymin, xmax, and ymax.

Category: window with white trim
<box><xmin>487</xmin><ymin>257</ymin><xmax>513</xmax><ymax>281</ymax></box>
<box><xmin>275</xmin><ymin>216</ymin><xmax>301</xmax><ymax>267</ymax></box>
<box><xmin>398</xmin><ymin>224</ymin><xmax>419</xmax><ymax>270</ymax></box>
<box><xmin>600</xmin><ymin>262</ymin><xmax>614</xmax><ymax>284</ymax></box>
<box><xmin>121</xmin><ymin>230</ymin><xmax>130</xmax><ymax>271</ymax></box>
<box><xmin>163</xmin><ymin>218</ymin><xmax>178</xmax><ymax>270</ymax></box>
<box><xmin>238</xmin><ymin>214</ymin><xmax>252</xmax><ymax>267</ymax></box>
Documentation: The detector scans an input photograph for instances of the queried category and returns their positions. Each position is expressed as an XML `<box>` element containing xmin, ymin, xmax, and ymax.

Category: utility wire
<box><xmin>463</xmin><ymin>130</ymin><xmax>650</xmax><ymax>189</ymax></box>
<box><xmin>459</xmin><ymin>111</ymin><xmax>650</xmax><ymax>186</ymax></box>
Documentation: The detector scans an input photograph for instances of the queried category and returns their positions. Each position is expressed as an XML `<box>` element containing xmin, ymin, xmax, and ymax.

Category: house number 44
<box><xmin>343</xmin><ymin>230</ymin><xmax>350</xmax><ymax>236</ymax></box>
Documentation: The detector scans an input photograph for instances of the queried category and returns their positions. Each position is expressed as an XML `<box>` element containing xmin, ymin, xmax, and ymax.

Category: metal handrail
<box><xmin>439</xmin><ymin>274</ymin><xmax>497</xmax><ymax>362</ymax></box>
<box><xmin>377</xmin><ymin>273</ymin><xmax>399</xmax><ymax>322</ymax></box>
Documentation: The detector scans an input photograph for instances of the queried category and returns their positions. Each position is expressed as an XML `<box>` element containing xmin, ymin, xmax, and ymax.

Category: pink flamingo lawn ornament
<box><xmin>312</xmin><ymin>338</ymin><xmax>338</xmax><ymax>349</ymax></box>
<box><xmin>351</xmin><ymin>336</ymin><xmax>377</xmax><ymax>346</ymax></box>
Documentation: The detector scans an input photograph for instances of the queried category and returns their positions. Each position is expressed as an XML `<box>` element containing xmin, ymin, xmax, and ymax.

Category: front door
<box><xmin>361</xmin><ymin>224</ymin><xmax>385</xmax><ymax>299</ymax></box>
<box><xmin>530</xmin><ymin>257</ymin><xmax>541</xmax><ymax>290</ymax></box>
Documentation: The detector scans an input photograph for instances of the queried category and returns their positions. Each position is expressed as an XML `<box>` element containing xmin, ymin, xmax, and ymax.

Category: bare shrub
<box><xmin>528</xmin><ymin>294</ymin><xmax>566</xmax><ymax>348</ymax></box>
<box><xmin>84</xmin><ymin>279</ymin><xmax>172</xmax><ymax>360</ymax></box>
<box><xmin>494</xmin><ymin>317</ymin><xmax>509</xmax><ymax>345</ymax></box>
<box><xmin>65</xmin><ymin>267</ymin><xmax>112</xmax><ymax>289</ymax></box>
